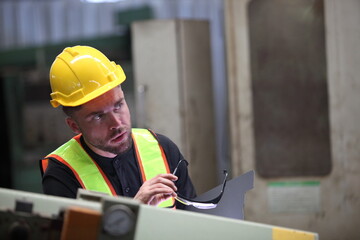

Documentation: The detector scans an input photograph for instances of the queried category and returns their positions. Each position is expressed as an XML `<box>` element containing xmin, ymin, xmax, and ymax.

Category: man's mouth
<box><xmin>110</xmin><ymin>131</ymin><xmax>127</xmax><ymax>144</ymax></box>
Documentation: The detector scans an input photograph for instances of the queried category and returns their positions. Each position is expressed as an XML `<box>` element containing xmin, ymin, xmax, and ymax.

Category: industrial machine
<box><xmin>0</xmin><ymin>186</ymin><xmax>318</xmax><ymax>240</ymax></box>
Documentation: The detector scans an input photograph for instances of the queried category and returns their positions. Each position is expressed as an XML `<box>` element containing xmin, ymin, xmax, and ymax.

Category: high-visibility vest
<box><xmin>40</xmin><ymin>128</ymin><xmax>175</xmax><ymax>208</ymax></box>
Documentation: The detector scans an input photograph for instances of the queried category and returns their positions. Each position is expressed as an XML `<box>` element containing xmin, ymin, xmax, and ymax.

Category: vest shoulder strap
<box><xmin>41</xmin><ymin>135</ymin><xmax>116</xmax><ymax>196</ymax></box>
<box><xmin>132</xmin><ymin>128</ymin><xmax>175</xmax><ymax>208</ymax></box>
<box><xmin>132</xmin><ymin>128</ymin><xmax>171</xmax><ymax>181</ymax></box>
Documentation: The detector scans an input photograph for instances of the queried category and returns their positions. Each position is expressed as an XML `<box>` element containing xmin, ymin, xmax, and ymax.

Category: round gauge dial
<box><xmin>102</xmin><ymin>204</ymin><xmax>135</xmax><ymax>237</ymax></box>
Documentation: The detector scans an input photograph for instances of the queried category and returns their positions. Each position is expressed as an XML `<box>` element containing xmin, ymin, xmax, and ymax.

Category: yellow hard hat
<box><xmin>49</xmin><ymin>45</ymin><xmax>126</xmax><ymax>108</ymax></box>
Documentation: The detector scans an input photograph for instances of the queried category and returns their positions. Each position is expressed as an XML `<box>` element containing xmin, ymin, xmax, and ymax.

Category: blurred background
<box><xmin>0</xmin><ymin>0</ymin><xmax>359</xmax><ymax>239</ymax></box>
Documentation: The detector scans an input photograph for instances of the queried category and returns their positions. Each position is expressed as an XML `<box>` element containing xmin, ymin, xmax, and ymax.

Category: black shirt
<box><xmin>41</xmin><ymin>133</ymin><xmax>196</xmax><ymax>210</ymax></box>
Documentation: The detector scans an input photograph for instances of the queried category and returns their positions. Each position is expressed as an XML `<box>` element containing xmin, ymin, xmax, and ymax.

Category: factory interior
<box><xmin>0</xmin><ymin>0</ymin><xmax>359</xmax><ymax>239</ymax></box>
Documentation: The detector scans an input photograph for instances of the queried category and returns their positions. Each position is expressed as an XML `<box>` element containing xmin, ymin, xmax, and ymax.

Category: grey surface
<box><xmin>248</xmin><ymin>0</ymin><xmax>331</xmax><ymax>178</ymax></box>
<box><xmin>185</xmin><ymin>170</ymin><xmax>254</xmax><ymax>220</ymax></box>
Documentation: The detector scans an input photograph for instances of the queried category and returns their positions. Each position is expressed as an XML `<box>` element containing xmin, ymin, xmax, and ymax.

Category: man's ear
<box><xmin>66</xmin><ymin>117</ymin><xmax>81</xmax><ymax>134</ymax></box>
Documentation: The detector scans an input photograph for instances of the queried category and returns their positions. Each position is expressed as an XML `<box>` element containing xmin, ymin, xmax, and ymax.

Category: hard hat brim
<box><xmin>51</xmin><ymin>75</ymin><xmax>126</xmax><ymax>108</ymax></box>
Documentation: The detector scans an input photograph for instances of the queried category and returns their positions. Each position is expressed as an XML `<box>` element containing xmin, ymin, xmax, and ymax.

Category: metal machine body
<box><xmin>0</xmin><ymin>187</ymin><xmax>318</xmax><ymax>240</ymax></box>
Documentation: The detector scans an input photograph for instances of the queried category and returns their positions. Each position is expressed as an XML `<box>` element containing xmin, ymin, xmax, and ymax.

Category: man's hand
<box><xmin>134</xmin><ymin>174</ymin><xmax>178</xmax><ymax>206</ymax></box>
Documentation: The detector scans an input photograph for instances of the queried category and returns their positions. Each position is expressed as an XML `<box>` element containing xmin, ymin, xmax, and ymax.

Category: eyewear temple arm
<box><xmin>175</xmin><ymin>170</ymin><xmax>228</xmax><ymax>205</ymax></box>
<box><xmin>170</xmin><ymin>159</ymin><xmax>228</xmax><ymax>209</ymax></box>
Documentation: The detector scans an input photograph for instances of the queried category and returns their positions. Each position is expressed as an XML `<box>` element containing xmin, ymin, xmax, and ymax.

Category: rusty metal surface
<box><xmin>248</xmin><ymin>0</ymin><xmax>331</xmax><ymax>177</ymax></box>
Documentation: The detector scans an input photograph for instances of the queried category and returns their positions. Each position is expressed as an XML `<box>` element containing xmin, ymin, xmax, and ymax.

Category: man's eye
<box><xmin>94</xmin><ymin>114</ymin><xmax>102</xmax><ymax>120</ymax></box>
<box><xmin>115</xmin><ymin>102</ymin><xmax>123</xmax><ymax>110</ymax></box>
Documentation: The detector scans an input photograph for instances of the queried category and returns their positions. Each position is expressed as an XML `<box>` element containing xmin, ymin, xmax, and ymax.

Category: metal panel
<box><xmin>225</xmin><ymin>0</ymin><xmax>360</xmax><ymax>239</ymax></box>
<box><xmin>132</xmin><ymin>20</ymin><xmax>218</xmax><ymax>194</ymax></box>
<box><xmin>248</xmin><ymin>0</ymin><xmax>331</xmax><ymax>177</ymax></box>
<box><xmin>132</xmin><ymin>20</ymin><xmax>183</xmax><ymax>145</ymax></box>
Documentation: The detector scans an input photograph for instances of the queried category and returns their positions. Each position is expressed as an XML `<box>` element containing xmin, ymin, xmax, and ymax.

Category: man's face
<box><xmin>67</xmin><ymin>86</ymin><xmax>132</xmax><ymax>158</ymax></box>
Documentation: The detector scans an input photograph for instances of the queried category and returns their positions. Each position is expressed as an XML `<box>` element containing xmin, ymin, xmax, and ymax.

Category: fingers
<box><xmin>156</xmin><ymin>191</ymin><xmax>177</xmax><ymax>203</ymax></box>
<box><xmin>134</xmin><ymin>174</ymin><xmax>178</xmax><ymax>205</ymax></box>
<box><xmin>148</xmin><ymin>174</ymin><xmax>178</xmax><ymax>191</ymax></box>
<box><xmin>153</xmin><ymin>173</ymin><xmax>178</xmax><ymax>182</ymax></box>
<box><xmin>147</xmin><ymin>182</ymin><xmax>177</xmax><ymax>195</ymax></box>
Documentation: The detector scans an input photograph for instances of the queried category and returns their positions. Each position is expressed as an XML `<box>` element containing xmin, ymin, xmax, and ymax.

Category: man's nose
<box><xmin>108</xmin><ymin>112</ymin><xmax>123</xmax><ymax>129</ymax></box>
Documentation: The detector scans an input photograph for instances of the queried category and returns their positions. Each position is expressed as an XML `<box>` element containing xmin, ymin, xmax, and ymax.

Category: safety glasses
<box><xmin>172</xmin><ymin>159</ymin><xmax>228</xmax><ymax>209</ymax></box>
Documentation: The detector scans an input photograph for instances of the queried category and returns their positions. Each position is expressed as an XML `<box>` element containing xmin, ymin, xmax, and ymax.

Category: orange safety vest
<box><xmin>40</xmin><ymin>128</ymin><xmax>175</xmax><ymax>208</ymax></box>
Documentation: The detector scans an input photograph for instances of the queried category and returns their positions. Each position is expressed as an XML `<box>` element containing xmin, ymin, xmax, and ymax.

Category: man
<box><xmin>40</xmin><ymin>45</ymin><xmax>196</xmax><ymax>209</ymax></box>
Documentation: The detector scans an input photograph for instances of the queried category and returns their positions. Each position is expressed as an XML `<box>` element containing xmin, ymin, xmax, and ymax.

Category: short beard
<box><xmin>82</xmin><ymin>127</ymin><xmax>133</xmax><ymax>156</ymax></box>
<box><xmin>96</xmin><ymin>131</ymin><xmax>133</xmax><ymax>155</ymax></box>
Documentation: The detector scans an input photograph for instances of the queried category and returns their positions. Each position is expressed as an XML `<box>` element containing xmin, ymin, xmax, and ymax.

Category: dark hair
<box><xmin>62</xmin><ymin>105</ymin><xmax>81</xmax><ymax>117</ymax></box>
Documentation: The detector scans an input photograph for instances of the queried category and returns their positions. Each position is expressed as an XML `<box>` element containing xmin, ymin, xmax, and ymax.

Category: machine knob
<box><xmin>102</xmin><ymin>204</ymin><xmax>135</xmax><ymax>237</ymax></box>
<box><xmin>8</xmin><ymin>220</ymin><xmax>31</xmax><ymax>240</ymax></box>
